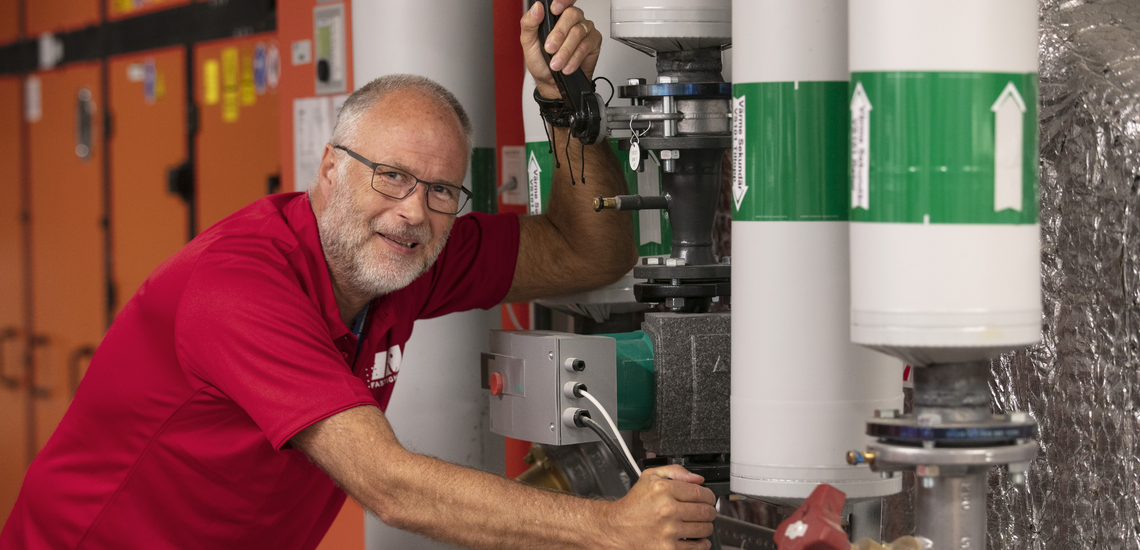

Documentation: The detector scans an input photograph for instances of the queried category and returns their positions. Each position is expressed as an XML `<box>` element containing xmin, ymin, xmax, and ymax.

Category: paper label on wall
<box><xmin>499</xmin><ymin>146</ymin><xmax>527</xmax><ymax>205</ymax></box>
<box><xmin>126</xmin><ymin>63</ymin><xmax>145</xmax><ymax>82</ymax></box>
<box><xmin>291</xmin><ymin>40</ymin><xmax>312</xmax><ymax>66</ymax></box>
<box><xmin>254</xmin><ymin>43</ymin><xmax>267</xmax><ymax>95</ymax></box>
<box><xmin>203</xmin><ymin>59</ymin><xmax>220</xmax><ymax>105</ymax></box>
<box><xmin>222</xmin><ymin>47</ymin><xmax>239</xmax><ymax>122</ymax></box>
<box><xmin>24</xmin><ymin>76</ymin><xmax>41</xmax><ymax>123</ymax></box>
<box><xmin>266</xmin><ymin>43</ymin><xmax>281</xmax><ymax>89</ymax></box>
<box><xmin>240</xmin><ymin>54</ymin><xmax>256</xmax><ymax>106</ymax></box>
<box><xmin>294</xmin><ymin>96</ymin><xmax>334</xmax><ymax>192</ymax></box>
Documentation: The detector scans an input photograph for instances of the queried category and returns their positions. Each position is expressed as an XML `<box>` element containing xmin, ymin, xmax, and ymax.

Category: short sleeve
<box><xmin>174</xmin><ymin>238</ymin><xmax>377</xmax><ymax>450</ymax></box>
<box><xmin>415</xmin><ymin>212</ymin><xmax>519</xmax><ymax>319</ymax></box>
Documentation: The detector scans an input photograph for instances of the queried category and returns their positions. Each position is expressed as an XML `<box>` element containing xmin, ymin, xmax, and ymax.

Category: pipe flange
<box><xmin>618</xmin><ymin>136</ymin><xmax>732</xmax><ymax>151</ymax></box>
<box><xmin>866</xmin><ymin>440</ymin><xmax>1039</xmax><ymax>469</ymax></box>
<box><xmin>618</xmin><ymin>82</ymin><xmax>732</xmax><ymax>99</ymax></box>
<box><xmin>633</xmin><ymin>264</ymin><xmax>731</xmax><ymax>280</ymax></box>
<box><xmin>867</xmin><ymin>415</ymin><xmax>1037</xmax><ymax>444</ymax></box>
<box><xmin>633</xmin><ymin>282</ymin><xmax>730</xmax><ymax>301</ymax></box>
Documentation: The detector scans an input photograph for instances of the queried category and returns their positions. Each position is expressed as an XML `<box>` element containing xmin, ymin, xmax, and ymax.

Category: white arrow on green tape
<box><xmin>850</xmin><ymin>82</ymin><xmax>872</xmax><ymax>211</ymax></box>
<box><xmin>992</xmin><ymin>82</ymin><xmax>1026</xmax><ymax>212</ymax></box>
<box><xmin>527</xmin><ymin>150</ymin><xmax>542</xmax><ymax>215</ymax></box>
<box><xmin>732</xmin><ymin>95</ymin><xmax>748</xmax><ymax>211</ymax></box>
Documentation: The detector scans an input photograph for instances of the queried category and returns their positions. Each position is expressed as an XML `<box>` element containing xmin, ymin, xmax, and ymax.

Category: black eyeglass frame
<box><xmin>333</xmin><ymin>144</ymin><xmax>472</xmax><ymax>215</ymax></box>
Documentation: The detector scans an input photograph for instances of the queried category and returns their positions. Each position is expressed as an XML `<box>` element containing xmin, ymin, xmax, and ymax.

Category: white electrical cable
<box><xmin>580</xmin><ymin>389</ymin><xmax>642</xmax><ymax>477</ymax></box>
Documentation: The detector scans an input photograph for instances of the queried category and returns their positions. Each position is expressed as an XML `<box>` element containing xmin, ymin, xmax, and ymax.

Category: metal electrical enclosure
<box><xmin>485</xmin><ymin>331</ymin><xmax>617</xmax><ymax>446</ymax></box>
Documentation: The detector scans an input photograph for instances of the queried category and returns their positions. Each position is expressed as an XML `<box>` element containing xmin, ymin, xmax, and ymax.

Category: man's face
<box><xmin>318</xmin><ymin>90</ymin><xmax>468</xmax><ymax>300</ymax></box>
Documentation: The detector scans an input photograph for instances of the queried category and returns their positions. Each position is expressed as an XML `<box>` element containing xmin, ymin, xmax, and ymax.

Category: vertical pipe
<box><xmin>914</xmin><ymin>472</ymin><xmax>988</xmax><ymax>549</ymax></box>
<box><xmin>848</xmin><ymin>0</ymin><xmax>1041</xmax><ymax>366</ymax></box>
<box><xmin>730</xmin><ymin>0</ymin><xmax>903</xmax><ymax>504</ymax></box>
<box><xmin>350</xmin><ymin>2</ymin><xmax>501</xmax><ymax>549</ymax></box>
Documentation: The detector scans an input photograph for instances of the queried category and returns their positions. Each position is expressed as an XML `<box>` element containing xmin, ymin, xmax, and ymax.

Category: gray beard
<box><xmin>318</xmin><ymin>175</ymin><xmax>448</xmax><ymax>300</ymax></box>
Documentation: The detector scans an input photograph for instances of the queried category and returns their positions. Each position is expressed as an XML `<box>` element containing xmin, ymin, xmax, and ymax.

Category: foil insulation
<box><xmin>962</xmin><ymin>0</ymin><xmax>1140</xmax><ymax>547</ymax></box>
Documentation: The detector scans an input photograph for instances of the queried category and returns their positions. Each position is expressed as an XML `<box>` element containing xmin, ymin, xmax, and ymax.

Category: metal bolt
<box><xmin>922</xmin><ymin>477</ymin><xmax>936</xmax><ymax>489</ymax></box>
<box><xmin>548</xmin><ymin>351</ymin><xmax>554</xmax><ymax>360</ymax></box>
<box><xmin>880</xmin><ymin>471</ymin><xmax>894</xmax><ymax>479</ymax></box>
<box><xmin>846</xmin><ymin>450</ymin><xmax>876</xmax><ymax>466</ymax></box>
<box><xmin>643</xmin><ymin>256</ymin><xmax>664</xmax><ymax>266</ymax></box>
<box><xmin>1008</xmin><ymin>411</ymin><xmax>1029</xmax><ymax>423</ymax></box>
<box><xmin>720</xmin><ymin>256</ymin><xmax>731</xmax><ymax>265</ymax></box>
<box><xmin>657</xmin><ymin>76</ymin><xmax>677</xmax><ymax>84</ymax></box>
<box><xmin>627</xmin><ymin>78</ymin><xmax>645</xmax><ymax>86</ymax></box>
<box><xmin>874</xmin><ymin>409</ymin><xmax>899</xmax><ymax>419</ymax></box>
<box><xmin>549</xmin><ymin>423</ymin><xmax>555</xmax><ymax>432</ymax></box>
<box><xmin>711</xmin><ymin>296</ymin><xmax>720</xmax><ymax>303</ymax></box>
<box><xmin>665</xmin><ymin>297</ymin><xmax>686</xmax><ymax>309</ymax></box>
<box><xmin>665</xmin><ymin>257</ymin><xmax>687</xmax><ymax>267</ymax></box>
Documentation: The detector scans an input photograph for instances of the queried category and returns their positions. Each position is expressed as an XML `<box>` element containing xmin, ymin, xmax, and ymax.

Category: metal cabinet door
<box><xmin>194</xmin><ymin>33</ymin><xmax>281</xmax><ymax>231</ymax></box>
<box><xmin>107</xmin><ymin>47</ymin><xmax>189</xmax><ymax>316</ymax></box>
<box><xmin>27</xmin><ymin>62</ymin><xmax>105</xmax><ymax>451</ymax></box>
<box><xmin>0</xmin><ymin>75</ymin><xmax>29</xmax><ymax>529</ymax></box>
<box><xmin>26</xmin><ymin>0</ymin><xmax>99</xmax><ymax>36</ymax></box>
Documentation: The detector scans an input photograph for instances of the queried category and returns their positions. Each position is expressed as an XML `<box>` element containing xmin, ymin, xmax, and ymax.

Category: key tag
<box><xmin>628</xmin><ymin>116</ymin><xmax>650</xmax><ymax>172</ymax></box>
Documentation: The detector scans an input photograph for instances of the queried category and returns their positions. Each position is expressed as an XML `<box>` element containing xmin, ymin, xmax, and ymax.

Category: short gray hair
<box><xmin>329</xmin><ymin>74</ymin><xmax>474</xmax><ymax>154</ymax></box>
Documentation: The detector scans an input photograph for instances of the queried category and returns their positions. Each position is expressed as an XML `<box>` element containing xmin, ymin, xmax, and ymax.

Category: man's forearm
<box><xmin>294</xmin><ymin>405</ymin><xmax>616</xmax><ymax>550</ymax></box>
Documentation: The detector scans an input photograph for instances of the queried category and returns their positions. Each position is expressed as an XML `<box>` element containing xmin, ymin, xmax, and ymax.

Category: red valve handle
<box><xmin>774</xmin><ymin>483</ymin><xmax>851</xmax><ymax>550</ymax></box>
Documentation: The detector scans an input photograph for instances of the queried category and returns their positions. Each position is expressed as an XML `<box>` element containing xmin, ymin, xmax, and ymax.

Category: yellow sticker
<box><xmin>113</xmin><ymin>0</ymin><xmax>133</xmax><ymax>14</ymax></box>
<box><xmin>240</xmin><ymin>54</ymin><xmax>256</xmax><ymax>106</ymax></box>
<box><xmin>203</xmin><ymin>59</ymin><xmax>219</xmax><ymax>105</ymax></box>
<box><xmin>222</xmin><ymin>48</ymin><xmax>239</xmax><ymax>122</ymax></box>
<box><xmin>155</xmin><ymin>72</ymin><xmax>166</xmax><ymax>102</ymax></box>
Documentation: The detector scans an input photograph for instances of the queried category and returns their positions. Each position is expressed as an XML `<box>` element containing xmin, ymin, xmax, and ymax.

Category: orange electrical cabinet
<box><xmin>107</xmin><ymin>0</ymin><xmax>191</xmax><ymax>21</ymax></box>
<box><xmin>0</xmin><ymin>0</ymin><xmax>20</xmax><ymax>46</ymax></box>
<box><xmin>107</xmin><ymin>47</ymin><xmax>189</xmax><ymax>315</ymax></box>
<box><xmin>193</xmin><ymin>34</ymin><xmax>280</xmax><ymax>231</ymax></box>
<box><xmin>26</xmin><ymin>0</ymin><xmax>100</xmax><ymax>37</ymax></box>
<box><xmin>0</xmin><ymin>75</ymin><xmax>28</xmax><ymax>528</ymax></box>
<box><xmin>26</xmin><ymin>62</ymin><xmax>106</xmax><ymax>452</ymax></box>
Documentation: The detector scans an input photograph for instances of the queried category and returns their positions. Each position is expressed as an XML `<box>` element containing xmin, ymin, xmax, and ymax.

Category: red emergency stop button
<box><xmin>489</xmin><ymin>372</ymin><xmax>504</xmax><ymax>396</ymax></box>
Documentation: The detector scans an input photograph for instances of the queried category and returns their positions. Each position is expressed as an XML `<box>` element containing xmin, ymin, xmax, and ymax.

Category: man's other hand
<box><xmin>600</xmin><ymin>465</ymin><xmax>718</xmax><ymax>550</ymax></box>
<box><xmin>520</xmin><ymin>0</ymin><xmax>602</xmax><ymax>100</ymax></box>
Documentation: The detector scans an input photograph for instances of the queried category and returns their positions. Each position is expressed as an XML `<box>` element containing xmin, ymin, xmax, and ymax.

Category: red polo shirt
<box><xmin>1</xmin><ymin>193</ymin><xmax>519</xmax><ymax>549</ymax></box>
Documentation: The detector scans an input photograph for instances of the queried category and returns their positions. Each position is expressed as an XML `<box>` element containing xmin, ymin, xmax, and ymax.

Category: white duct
<box><xmin>729</xmin><ymin>0</ymin><xmax>903</xmax><ymax>503</ymax></box>
<box><xmin>848</xmin><ymin>0</ymin><xmax>1041</xmax><ymax>366</ymax></box>
<box><xmin>350</xmin><ymin>2</ymin><xmax>503</xmax><ymax>549</ymax></box>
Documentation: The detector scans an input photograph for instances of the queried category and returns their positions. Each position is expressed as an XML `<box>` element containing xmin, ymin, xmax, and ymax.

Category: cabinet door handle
<box><xmin>69</xmin><ymin>346</ymin><xmax>96</xmax><ymax>398</ymax></box>
<box><xmin>29</xmin><ymin>334</ymin><xmax>50</xmax><ymax>399</ymax></box>
<box><xmin>0</xmin><ymin>327</ymin><xmax>19</xmax><ymax>389</ymax></box>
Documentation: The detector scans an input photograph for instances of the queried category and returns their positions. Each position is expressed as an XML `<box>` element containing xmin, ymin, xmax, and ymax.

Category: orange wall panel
<box><xmin>107</xmin><ymin>0</ymin><xmax>191</xmax><ymax>22</ymax></box>
<box><xmin>26</xmin><ymin>0</ymin><xmax>100</xmax><ymax>36</ymax></box>
<box><xmin>276</xmin><ymin>0</ymin><xmax>354</xmax><ymax>192</ymax></box>
<box><xmin>0</xmin><ymin>76</ymin><xmax>28</xmax><ymax>529</ymax></box>
<box><xmin>0</xmin><ymin>0</ymin><xmax>20</xmax><ymax>46</ymax></box>
<box><xmin>27</xmin><ymin>62</ymin><xmax>106</xmax><ymax>450</ymax></box>
<box><xmin>108</xmin><ymin>47</ymin><xmax>189</xmax><ymax>316</ymax></box>
<box><xmin>194</xmin><ymin>34</ymin><xmax>280</xmax><ymax>231</ymax></box>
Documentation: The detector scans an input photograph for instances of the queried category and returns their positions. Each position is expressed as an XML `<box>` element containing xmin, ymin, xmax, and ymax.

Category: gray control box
<box><xmin>482</xmin><ymin>331</ymin><xmax>617</xmax><ymax>446</ymax></box>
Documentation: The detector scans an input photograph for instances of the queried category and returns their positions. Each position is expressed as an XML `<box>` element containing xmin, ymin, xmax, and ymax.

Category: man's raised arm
<box><xmin>503</xmin><ymin>1</ymin><xmax>638</xmax><ymax>303</ymax></box>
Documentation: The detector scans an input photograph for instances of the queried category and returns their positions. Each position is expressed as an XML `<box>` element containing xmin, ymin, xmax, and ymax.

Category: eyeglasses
<box><xmin>333</xmin><ymin>145</ymin><xmax>472</xmax><ymax>215</ymax></box>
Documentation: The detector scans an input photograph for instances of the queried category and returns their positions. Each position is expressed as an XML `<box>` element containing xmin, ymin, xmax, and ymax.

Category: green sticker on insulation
<box><xmin>849</xmin><ymin>72</ymin><xmax>1039</xmax><ymax>224</ymax></box>
<box><xmin>732</xmin><ymin>81</ymin><xmax>850</xmax><ymax>222</ymax></box>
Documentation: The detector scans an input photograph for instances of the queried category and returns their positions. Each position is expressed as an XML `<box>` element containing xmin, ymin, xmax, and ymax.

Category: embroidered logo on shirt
<box><xmin>369</xmin><ymin>345</ymin><xmax>402</xmax><ymax>389</ymax></box>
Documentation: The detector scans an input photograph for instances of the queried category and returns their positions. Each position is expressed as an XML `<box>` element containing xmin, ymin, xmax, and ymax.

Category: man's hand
<box><xmin>520</xmin><ymin>0</ymin><xmax>602</xmax><ymax>99</ymax></box>
<box><xmin>599</xmin><ymin>465</ymin><xmax>718</xmax><ymax>550</ymax></box>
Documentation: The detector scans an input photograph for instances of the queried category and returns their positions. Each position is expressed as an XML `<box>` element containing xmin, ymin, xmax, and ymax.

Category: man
<box><xmin>1</xmin><ymin>3</ymin><xmax>717</xmax><ymax>549</ymax></box>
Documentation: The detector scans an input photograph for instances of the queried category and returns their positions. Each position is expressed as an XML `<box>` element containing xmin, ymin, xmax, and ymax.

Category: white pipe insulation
<box><xmin>729</xmin><ymin>0</ymin><xmax>903</xmax><ymax>503</ymax></box>
<box><xmin>349</xmin><ymin>2</ymin><xmax>503</xmax><ymax>549</ymax></box>
<box><xmin>848</xmin><ymin>0</ymin><xmax>1041</xmax><ymax>366</ymax></box>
